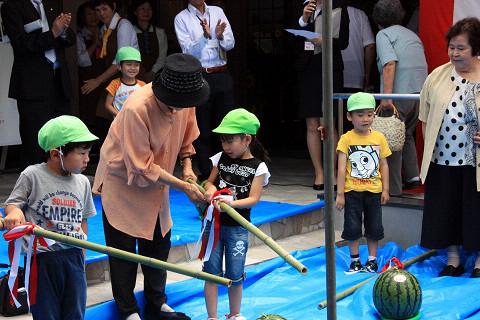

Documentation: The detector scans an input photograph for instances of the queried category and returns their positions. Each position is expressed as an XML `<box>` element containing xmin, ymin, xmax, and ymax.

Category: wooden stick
<box><xmin>0</xmin><ymin>218</ymin><xmax>231</xmax><ymax>287</ymax></box>
<box><xmin>317</xmin><ymin>249</ymin><xmax>437</xmax><ymax>309</ymax></box>
<box><xmin>188</xmin><ymin>179</ymin><xmax>308</xmax><ymax>275</ymax></box>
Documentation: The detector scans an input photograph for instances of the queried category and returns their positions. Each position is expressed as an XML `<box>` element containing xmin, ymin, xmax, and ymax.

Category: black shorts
<box><xmin>341</xmin><ymin>191</ymin><xmax>384</xmax><ymax>241</ymax></box>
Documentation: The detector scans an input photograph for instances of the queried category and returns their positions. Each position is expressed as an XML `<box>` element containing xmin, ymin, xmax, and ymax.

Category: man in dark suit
<box><xmin>1</xmin><ymin>0</ymin><xmax>76</xmax><ymax>169</ymax></box>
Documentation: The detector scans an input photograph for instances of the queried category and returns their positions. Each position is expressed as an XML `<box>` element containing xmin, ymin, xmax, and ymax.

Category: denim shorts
<box><xmin>341</xmin><ymin>191</ymin><xmax>384</xmax><ymax>241</ymax></box>
<box><xmin>202</xmin><ymin>225</ymin><xmax>249</xmax><ymax>285</ymax></box>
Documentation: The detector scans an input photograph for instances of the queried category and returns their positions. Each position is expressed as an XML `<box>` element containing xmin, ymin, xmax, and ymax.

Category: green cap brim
<box><xmin>212</xmin><ymin>127</ymin><xmax>241</xmax><ymax>134</ymax></box>
<box><xmin>348</xmin><ymin>105</ymin><xmax>375</xmax><ymax>112</ymax></box>
<box><xmin>71</xmin><ymin>132</ymin><xmax>99</xmax><ymax>143</ymax></box>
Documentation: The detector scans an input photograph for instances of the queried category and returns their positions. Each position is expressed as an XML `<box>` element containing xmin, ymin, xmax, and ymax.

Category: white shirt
<box><xmin>174</xmin><ymin>3</ymin><xmax>234</xmax><ymax>68</ymax></box>
<box><xmin>101</xmin><ymin>12</ymin><xmax>139</xmax><ymax>64</ymax></box>
<box><xmin>77</xmin><ymin>27</ymin><xmax>98</xmax><ymax>67</ymax></box>
<box><xmin>341</xmin><ymin>6</ymin><xmax>375</xmax><ymax>89</ymax></box>
<box><xmin>111</xmin><ymin>81</ymin><xmax>143</xmax><ymax>113</ymax></box>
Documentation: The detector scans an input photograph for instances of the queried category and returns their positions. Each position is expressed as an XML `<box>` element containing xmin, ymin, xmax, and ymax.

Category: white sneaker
<box><xmin>125</xmin><ymin>313</ymin><xmax>141</xmax><ymax>320</ymax></box>
<box><xmin>161</xmin><ymin>303</ymin><xmax>175</xmax><ymax>312</ymax></box>
<box><xmin>226</xmin><ymin>314</ymin><xmax>246</xmax><ymax>320</ymax></box>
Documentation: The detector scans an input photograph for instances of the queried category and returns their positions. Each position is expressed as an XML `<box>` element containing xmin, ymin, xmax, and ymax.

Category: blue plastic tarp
<box><xmin>0</xmin><ymin>190</ymin><xmax>324</xmax><ymax>270</ymax></box>
<box><xmin>85</xmin><ymin>242</ymin><xmax>480</xmax><ymax>320</ymax></box>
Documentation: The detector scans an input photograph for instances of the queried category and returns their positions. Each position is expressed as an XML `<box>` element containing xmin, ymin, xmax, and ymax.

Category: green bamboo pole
<box><xmin>0</xmin><ymin>218</ymin><xmax>231</xmax><ymax>287</ymax></box>
<box><xmin>188</xmin><ymin>179</ymin><xmax>308</xmax><ymax>275</ymax></box>
<box><xmin>318</xmin><ymin>249</ymin><xmax>437</xmax><ymax>309</ymax></box>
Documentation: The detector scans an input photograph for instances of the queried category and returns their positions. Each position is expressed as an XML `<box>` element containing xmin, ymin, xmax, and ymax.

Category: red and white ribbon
<box><xmin>3</xmin><ymin>223</ymin><xmax>55</xmax><ymax>311</ymax></box>
<box><xmin>191</xmin><ymin>189</ymin><xmax>233</xmax><ymax>262</ymax></box>
<box><xmin>377</xmin><ymin>256</ymin><xmax>404</xmax><ymax>273</ymax></box>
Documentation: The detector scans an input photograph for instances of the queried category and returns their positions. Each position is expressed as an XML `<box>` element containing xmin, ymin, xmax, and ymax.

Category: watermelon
<box><xmin>256</xmin><ymin>312</ymin><xmax>287</xmax><ymax>320</ymax></box>
<box><xmin>373</xmin><ymin>268</ymin><xmax>422</xmax><ymax>320</ymax></box>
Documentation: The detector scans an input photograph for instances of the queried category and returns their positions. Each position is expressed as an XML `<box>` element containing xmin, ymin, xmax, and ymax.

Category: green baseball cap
<box><xmin>347</xmin><ymin>92</ymin><xmax>376</xmax><ymax>112</ymax></box>
<box><xmin>38</xmin><ymin>116</ymin><xmax>98</xmax><ymax>152</ymax></box>
<box><xmin>212</xmin><ymin>108</ymin><xmax>260</xmax><ymax>135</ymax></box>
<box><xmin>115</xmin><ymin>46</ymin><xmax>141</xmax><ymax>63</ymax></box>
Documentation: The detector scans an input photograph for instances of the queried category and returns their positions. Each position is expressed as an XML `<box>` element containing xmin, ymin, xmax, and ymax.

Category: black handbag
<box><xmin>0</xmin><ymin>264</ymin><xmax>28</xmax><ymax>316</ymax></box>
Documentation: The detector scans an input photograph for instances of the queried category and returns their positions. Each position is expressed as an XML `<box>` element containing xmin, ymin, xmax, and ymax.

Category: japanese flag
<box><xmin>419</xmin><ymin>0</ymin><xmax>480</xmax><ymax>73</ymax></box>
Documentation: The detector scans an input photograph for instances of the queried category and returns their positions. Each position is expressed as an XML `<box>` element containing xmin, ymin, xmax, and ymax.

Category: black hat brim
<box><xmin>153</xmin><ymin>77</ymin><xmax>210</xmax><ymax>108</ymax></box>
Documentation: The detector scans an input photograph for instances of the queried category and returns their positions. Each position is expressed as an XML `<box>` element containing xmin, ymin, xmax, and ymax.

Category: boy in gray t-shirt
<box><xmin>1</xmin><ymin>116</ymin><xmax>98</xmax><ymax>319</ymax></box>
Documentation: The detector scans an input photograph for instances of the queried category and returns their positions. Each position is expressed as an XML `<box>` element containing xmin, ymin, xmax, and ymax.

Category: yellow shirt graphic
<box><xmin>337</xmin><ymin>130</ymin><xmax>391</xmax><ymax>193</ymax></box>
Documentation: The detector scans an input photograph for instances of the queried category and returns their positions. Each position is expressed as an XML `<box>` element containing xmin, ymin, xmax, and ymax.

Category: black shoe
<box><xmin>471</xmin><ymin>268</ymin><xmax>480</xmax><ymax>278</ymax></box>
<box><xmin>439</xmin><ymin>264</ymin><xmax>466</xmax><ymax>277</ymax></box>
<box><xmin>313</xmin><ymin>184</ymin><xmax>324</xmax><ymax>191</ymax></box>
<box><xmin>145</xmin><ymin>311</ymin><xmax>191</xmax><ymax>320</ymax></box>
<box><xmin>403</xmin><ymin>180</ymin><xmax>422</xmax><ymax>190</ymax></box>
<box><xmin>349</xmin><ymin>260</ymin><xmax>362</xmax><ymax>272</ymax></box>
<box><xmin>363</xmin><ymin>260</ymin><xmax>378</xmax><ymax>273</ymax></box>
<box><xmin>313</xmin><ymin>184</ymin><xmax>337</xmax><ymax>191</ymax></box>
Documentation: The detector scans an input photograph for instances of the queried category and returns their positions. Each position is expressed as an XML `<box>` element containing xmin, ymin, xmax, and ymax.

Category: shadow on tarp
<box><xmin>85</xmin><ymin>242</ymin><xmax>480</xmax><ymax>320</ymax></box>
<box><xmin>0</xmin><ymin>190</ymin><xmax>324</xmax><ymax>274</ymax></box>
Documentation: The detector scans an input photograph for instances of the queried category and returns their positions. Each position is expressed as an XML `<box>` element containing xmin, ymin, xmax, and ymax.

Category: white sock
<box><xmin>475</xmin><ymin>252</ymin><xmax>480</xmax><ymax>269</ymax></box>
<box><xmin>351</xmin><ymin>257</ymin><xmax>360</xmax><ymax>262</ymax></box>
<box><xmin>161</xmin><ymin>303</ymin><xmax>175</xmax><ymax>313</ymax></box>
<box><xmin>125</xmin><ymin>313</ymin><xmax>141</xmax><ymax>320</ymax></box>
<box><xmin>446</xmin><ymin>245</ymin><xmax>461</xmax><ymax>267</ymax></box>
<box><xmin>368</xmin><ymin>256</ymin><xmax>377</xmax><ymax>262</ymax></box>
<box><xmin>407</xmin><ymin>176</ymin><xmax>420</xmax><ymax>182</ymax></box>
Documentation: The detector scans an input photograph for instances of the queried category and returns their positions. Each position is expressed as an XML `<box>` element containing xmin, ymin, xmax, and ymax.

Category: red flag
<box><xmin>419</xmin><ymin>0</ymin><xmax>480</xmax><ymax>73</ymax></box>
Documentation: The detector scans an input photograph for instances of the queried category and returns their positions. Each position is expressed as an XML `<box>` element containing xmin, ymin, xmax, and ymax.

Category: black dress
<box><xmin>291</xmin><ymin>0</ymin><xmax>349</xmax><ymax>118</ymax></box>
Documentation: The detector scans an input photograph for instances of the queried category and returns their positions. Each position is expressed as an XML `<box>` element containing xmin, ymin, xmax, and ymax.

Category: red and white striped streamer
<box><xmin>191</xmin><ymin>189</ymin><xmax>233</xmax><ymax>262</ymax></box>
<box><xmin>3</xmin><ymin>223</ymin><xmax>55</xmax><ymax>311</ymax></box>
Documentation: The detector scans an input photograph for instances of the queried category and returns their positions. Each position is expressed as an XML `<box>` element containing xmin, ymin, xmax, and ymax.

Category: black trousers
<box><xmin>102</xmin><ymin>209</ymin><xmax>171</xmax><ymax>320</ymax></box>
<box><xmin>194</xmin><ymin>70</ymin><xmax>235</xmax><ymax>178</ymax></box>
<box><xmin>16</xmin><ymin>69</ymin><xmax>70</xmax><ymax>170</ymax></box>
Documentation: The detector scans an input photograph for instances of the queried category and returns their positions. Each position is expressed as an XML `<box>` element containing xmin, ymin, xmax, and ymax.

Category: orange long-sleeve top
<box><xmin>92</xmin><ymin>83</ymin><xmax>199</xmax><ymax>239</ymax></box>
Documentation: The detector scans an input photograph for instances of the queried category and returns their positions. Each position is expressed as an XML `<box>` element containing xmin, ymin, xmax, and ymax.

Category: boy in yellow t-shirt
<box><xmin>335</xmin><ymin>92</ymin><xmax>391</xmax><ymax>273</ymax></box>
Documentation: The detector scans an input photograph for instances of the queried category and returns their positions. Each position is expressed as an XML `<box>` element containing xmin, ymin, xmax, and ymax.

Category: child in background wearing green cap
<box><xmin>0</xmin><ymin>116</ymin><xmax>98</xmax><ymax>319</ymax></box>
<box><xmin>335</xmin><ymin>92</ymin><xmax>391</xmax><ymax>273</ymax></box>
<box><xmin>105</xmin><ymin>46</ymin><xmax>146</xmax><ymax>118</ymax></box>
<box><xmin>202</xmin><ymin>109</ymin><xmax>271</xmax><ymax>320</ymax></box>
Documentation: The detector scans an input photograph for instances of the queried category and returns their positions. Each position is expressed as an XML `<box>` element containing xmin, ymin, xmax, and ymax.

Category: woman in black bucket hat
<box><xmin>92</xmin><ymin>53</ymin><xmax>209</xmax><ymax>320</ymax></box>
<box><xmin>153</xmin><ymin>53</ymin><xmax>210</xmax><ymax>107</ymax></box>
